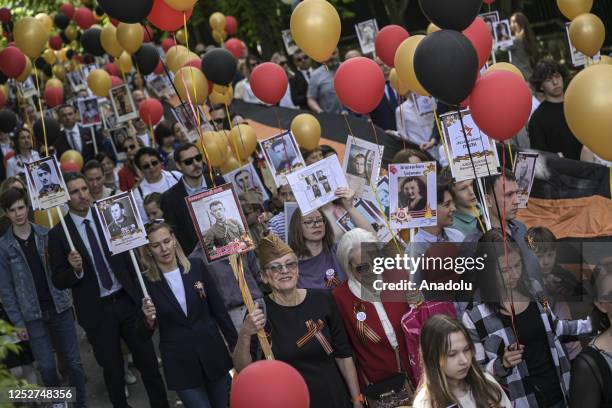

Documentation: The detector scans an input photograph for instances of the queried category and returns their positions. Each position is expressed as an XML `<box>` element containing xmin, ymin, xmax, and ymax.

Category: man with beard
<box><xmin>307</xmin><ymin>48</ymin><xmax>342</xmax><ymax>114</ymax></box>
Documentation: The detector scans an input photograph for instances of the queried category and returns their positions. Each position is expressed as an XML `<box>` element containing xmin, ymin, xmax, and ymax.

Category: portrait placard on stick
<box><xmin>355</xmin><ymin>19</ymin><xmax>379</xmax><ymax>55</ymax></box>
<box><xmin>109</xmin><ymin>84</ymin><xmax>138</xmax><ymax>123</ymax></box>
<box><xmin>260</xmin><ymin>131</ymin><xmax>306</xmax><ymax>187</ymax></box>
<box><xmin>337</xmin><ymin>199</ymin><xmax>392</xmax><ymax>242</ymax></box>
<box><xmin>223</xmin><ymin>162</ymin><xmax>270</xmax><ymax>202</ymax></box>
<box><xmin>513</xmin><ymin>152</ymin><xmax>538</xmax><ymax>208</ymax></box>
<box><xmin>24</xmin><ymin>156</ymin><xmax>69</xmax><ymax>211</ymax></box>
<box><xmin>564</xmin><ymin>22</ymin><xmax>600</xmax><ymax>67</ymax></box>
<box><xmin>389</xmin><ymin>161</ymin><xmax>437</xmax><ymax>230</ymax></box>
<box><xmin>77</xmin><ymin>97</ymin><xmax>102</xmax><ymax>127</ymax></box>
<box><xmin>342</xmin><ymin>137</ymin><xmax>383</xmax><ymax>198</ymax></box>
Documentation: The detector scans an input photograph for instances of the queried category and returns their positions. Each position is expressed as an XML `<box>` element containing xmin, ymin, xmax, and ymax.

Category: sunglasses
<box><xmin>181</xmin><ymin>154</ymin><xmax>203</xmax><ymax>166</ymax></box>
<box><xmin>141</xmin><ymin>160</ymin><xmax>160</xmax><ymax>170</ymax></box>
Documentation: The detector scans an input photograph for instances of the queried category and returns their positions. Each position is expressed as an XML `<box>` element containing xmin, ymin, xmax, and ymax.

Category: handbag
<box><xmin>360</xmin><ymin>347</ymin><xmax>414</xmax><ymax>408</ymax></box>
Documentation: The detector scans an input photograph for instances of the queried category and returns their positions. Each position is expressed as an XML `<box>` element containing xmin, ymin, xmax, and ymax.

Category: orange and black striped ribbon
<box><xmin>296</xmin><ymin>319</ymin><xmax>333</xmax><ymax>355</ymax></box>
<box><xmin>353</xmin><ymin>302</ymin><xmax>382</xmax><ymax>344</ymax></box>
<box><xmin>325</xmin><ymin>274</ymin><xmax>341</xmax><ymax>288</ymax></box>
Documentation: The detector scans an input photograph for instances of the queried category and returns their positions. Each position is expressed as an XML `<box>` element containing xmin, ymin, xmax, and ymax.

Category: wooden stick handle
<box><xmin>56</xmin><ymin>207</ymin><xmax>75</xmax><ymax>252</ymax></box>
<box><xmin>129</xmin><ymin>249</ymin><xmax>155</xmax><ymax>320</ymax></box>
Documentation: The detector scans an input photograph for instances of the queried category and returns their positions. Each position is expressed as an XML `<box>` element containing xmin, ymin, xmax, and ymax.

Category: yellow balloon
<box><xmin>87</xmin><ymin>69</ymin><xmax>112</xmax><ymax>97</ymax></box>
<box><xmin>35</xmin><ymin>13</ymin><xmax>53</xmax><ymax>36</ymax></box>
<box><xmin>220</xmin><ymin>155</ymin><xmax>241</xmax><ymax>174</ymax></box>
<box><xmin>118</xmin><ymin>51</ymin><xmax>134</xmax><ymax>74</ymax></box>
<box><xmin>290</xmin><ymin>113</ymin><xmax>321</xmax><ymax>150</ymax></box>
<box><xmin>209</xmin><ymin>84</ymin><xmax>233</xmax><ymax>105</ymax></box>
<box><xmin>173</xmin><ymin>51</ymin><xmax>200</xmax><ymax>72</ymax></box>
<box><xmin>229</xmin><ymin>124</ymin><xmax>257</xmax><ymax>161</ymax></box>
<box><xmin>209</xmin><ymin>12</ymin><xmax>226</xmax><ymax>32</ymax></box>
<box><xmin>176</xmin><ymin>29</ymin><xmax>187</xmax><ymax>45</ymax></box>
<box><xmin>166</xmin><ymin>45</ymin><xmax>189</xmax><ymax>72</ymax></box>
<box><xmin>65</xmin><ymin>26</ymin><xmax>78</xmax><ymax>41</ymax></box>
<box><xmin>200</xmin><ymin>131</ymin><xmax>227</xmax><ymax>167</ymax></box>
<box><xmin>565</xmin><ymin>65</ymin><xmax>612</xmax><ymax>160</ymax></box>
<box><xmin>42</xmin><ymin>48</ymin><xmax>57</xmax><ymax>65</ymax></box>
<box><xmin>557</xmin><ymin>0</ymin><xmax>593</xmax><ymax>20</ymax></box>
<box><xmin>599</xmin><ymin>55</ymin><xmax>612</xmax><ymax>65</ymax></box>
<box><xmin>394</xmin><ymin>35</ymin><xmax>429</xmax><ymax>96</ymax></box>
<box><xmin>116</xmin><ymin>23</ymin><xmax>144</xmax><ymax>55</ymax></box>
<box><xmin>34</xmin><ymin>209</ymin><xmax>61</xmax><ymax>228</ymax></box>
<box><xmin>485</xmin><ymin>62</ymin><xmax>524</xmax><ymax>80</ymax></box>
<box><xmin>569</xmin><ymin>13</ymin><xmax>605</xmax><ymax>57</ymax></box>
<box><xmin>101</xmin><ymin>24</ymin><xmax>124</xmax><ymax>58</ymax></box>
<box><xmin>165</xmin><ymin>0</ymin><xmax>198</xmax><ymax>12</ymax></box>
<box><xmin>46</xmin><ymin>78</ymin><xmax>64</xmax><ymax>90</ymax></box>
<box><xmin>174</xmin><ymin>66</ymin><xmax>209</xmax><ymax>105</ymax></box>
<box><xmin>60</xmin><ymin>150</ymin><xmax>84</xmax><ymax>169</ymax></box>
<box><xmin>290</xmin><ymin>0</ymin><xmax>340</xmax><ymax>63</ymax></box>
<box><xmin>212</xmin><ymin>29</ymin><xmax>227</xmax><ymax>44</ymax></box>
<box><xmin>14</xmin><ymin>17</ymin><xmax>48</xmax><ymax>59</ymax></box>
<box><xmin>52</xmin><ymin>64</ymin><xmax>66</xmax><ymax>81</ymax></box>
<box><xmin>17</xmin><ymin>58</ymin><xmax>32</xmax><ymax>83</ymax></box>
<box><xmin>389</xmin><ymin>68</ymin><xmax>410</xmax><ymax>95</ymax></box>
<box><xmin>427</xmin><ymin>22</ymin><xmax>440</xmax><ymax>35</ymax></box>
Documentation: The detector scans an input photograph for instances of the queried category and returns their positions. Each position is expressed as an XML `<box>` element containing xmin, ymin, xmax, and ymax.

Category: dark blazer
<box><xmin>48</xmin><ymin>210</ymin><xmax>143</xmax><ymax>329</ymax></box>
<box><xmin>53</xmin><ymin>126</ymin><xmax>104</xmax><ymax>163</ymax></box>
<box><xmin>161</xmin><ymin>172</ymin><xmax>224</xmax><ymax>255</ymax></box>
<box><xmin>141</xmin><ymin>257</ymin><xmax>237</xmax><ymax>390</ymax></box>
<box><xmin>370</xmin><ymin>82</ymin><xmax>399</xmax><ymax>131</ymax></box>
<box><xmin>289</xmin><ymin>70</ymin><xmax>310</xmax><ymax>110</ymax></box>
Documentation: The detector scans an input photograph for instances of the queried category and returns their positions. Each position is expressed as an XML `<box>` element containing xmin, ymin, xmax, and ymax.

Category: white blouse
<box><xmin>163</xmin><ymin>268</ymin><xmax>187</xmax><ymax>316</ymax></box>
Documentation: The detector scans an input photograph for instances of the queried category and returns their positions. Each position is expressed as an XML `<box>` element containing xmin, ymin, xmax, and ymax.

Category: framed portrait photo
<box><xmin>94</xmin><ymin>191</ymin><xmax>148</xmax><ymax>254</ymax></box>
<box><xmin>109</xmin><ymin>125</ymin><xmax>130</xmax><ymax>161</ymax></box>
<box><xmin>493</xmin><ymin>19</ymin><xmax>514</xmax><ymax>49</ymax></box>
<box><xmin>479</xmin><ymin>11</ymin><xmax>499</xmax><ymax>44</ymax></box>
<box><xmin>281</xmin><ymin>29</ymin><xmax>298</xmax><ymax>56</ymax></box>
<box><xmin>109</xmin><ymin>84</ymin><xmax>138</xmax><ymax>123</ymax></box>
<box><xmin>260</xmin><ymin>131</ymin><xmax>306</xmax><ymax>187</ymax></box>
<box><xmin>513</xmin><ymin>152</ymin><xmax>538</xmax><ymax>208</ymax></box>
<box><xmin>388</xmin><ymin>161</ymin><xmax>437</xmax><ymax>230</ymax></box>
<box><xmin>24</xmin><ymin>156</ymin><xmax>69</xmax><ymax>211</ymax></box>
<box><xmin>77</xmin><ymin>97</ymin><xmax>102</xmax><ymax>127</ymax></box>
<box><xmin>355</xmin><ymin>19</ymin><xmax>379</xmax><ymax>55</ymax></box>
<box><xmin>342</xmin><ymin>136</ymin><xmax>383</xmax><ymax>197</ymax></box>
<box><xmin>223</xmin><ymin>162</ymin><xmax>270</xmax><ymax>202</ymax></box>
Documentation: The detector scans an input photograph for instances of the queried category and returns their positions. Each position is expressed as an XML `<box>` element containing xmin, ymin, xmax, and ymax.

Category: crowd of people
<box><xmin>0</xmin><ymin>6</ymin><xmax>610</xmax><ymax>408</ymax></box>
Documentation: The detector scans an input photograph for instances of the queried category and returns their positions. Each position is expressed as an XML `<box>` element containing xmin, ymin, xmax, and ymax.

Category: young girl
<box><xmin>413</xmin><ymin>314</ymin><xmax>512</xmax><ymax>408</ymax></box>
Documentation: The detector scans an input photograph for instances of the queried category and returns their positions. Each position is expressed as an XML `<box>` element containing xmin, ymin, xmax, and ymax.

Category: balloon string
<box><xmin>507</xmin><ymin>142</ymin><xmax>514</xmax><ymax>169</ymax></box>
<box><xmin>471</xmin><ymin>205</ymin><xmax>486</xmax><ymax>233</ymax></box>
<box><xmin>434</xmin><ymin>108</ymin><xmax>451</xmax><ymax>167</ymax></box>
<box><xmin>224</xmin><ymin>102</ymin><xmax>246</xmax><ymax>167</ymax></box>
<box><xmin>397</xmin><ymin>96</ymin><xmax>406</xmax><ymax>150</ymax></box>
<box><xmin>172</xmin><ymin>32</ymin><xmax>202</xmax><ymax>130</ymax></box>
<box><xmin>33</xmin><ymin>64</ymin><xmax>49</xmax><ymax>157</ymax></box>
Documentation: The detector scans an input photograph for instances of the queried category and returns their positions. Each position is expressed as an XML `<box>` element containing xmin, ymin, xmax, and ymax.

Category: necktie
<box><xmin>70</xmin><ymin>131</ymin><xmax>80</xmax><ymax>152</ymax></box>
<box><xmin>83</xmin><ymin>219</ymin><xmax>113</xmax><ymax>290</ymax></box>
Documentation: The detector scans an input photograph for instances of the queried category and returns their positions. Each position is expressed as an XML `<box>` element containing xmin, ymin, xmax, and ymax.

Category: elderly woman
<box><xmin>140</xmin><ymin>221</ymin><xmax>237</xmax><ymax>408</ymax></box>
<box><xmin>233</xmin><ymin>233</ymin><xmax>365</xmax><ymax>408</ymax></box>
<box><xmin>333</xmin><ymin>228</ymin><xmax>413</xmax><ymax>405</ymax></box>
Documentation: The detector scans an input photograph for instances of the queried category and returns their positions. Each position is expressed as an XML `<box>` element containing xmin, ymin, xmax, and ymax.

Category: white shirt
<box><xmin>6</xmin><ymin>151</ymin><xmax>40</xmax><ymax>177</ymax></box>
<box><xmin>300</xmin><ymin>69</ymin><xmax>313</xmax><ymax>84</ymax></box>
<box><xmin>395</xmin><ymin>96</ymin><xmax>436</xmax><ymax>146</ymax></box>
<box><xmin>134</xmin><ymin>170</ymin><xmax>182</xmax><ymax>223</ymax></box>
<box><xmin>163</xmin><ymin>268</ymin><xmax>187</xmax><ymax>316</ymax></box>
<box><xmin>0</xmin><ymin>142</ymin><xmax>12</xmax><ymax>156</ymax></box>
<box><xmin>137</xmin><ymin>133</ymin><xmax>152</xmax><ymax>147</ymax></box>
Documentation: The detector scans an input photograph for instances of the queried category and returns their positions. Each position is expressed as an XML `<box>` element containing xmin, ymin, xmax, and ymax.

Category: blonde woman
<box><xmin>140</xmin><ymin>221</ymin><xmax>237</xmax><ymax>408</ymax></box>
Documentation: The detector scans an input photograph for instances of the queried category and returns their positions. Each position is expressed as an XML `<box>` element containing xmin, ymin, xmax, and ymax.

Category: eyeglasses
<box><xmin>303</xmin><ymin>218</ymin><xmax>324</xmax><ymax>228</ymax></box>
<box><xmin>353</xmin><ymin>263</ymin><xmax>371</xmax><ymax>275</ymax></box>
<box><xmin>266</xmin><ymin>261</ymin><xmax>298</xmax><ymax>275</ymax></box>
<box><xmin>181</xmin><ymin>154</ymin><xmax>203</xmax><ymax>166</ymax></box>
<box><xmin>141</xmin><ymin>160</ymin><xmax>160</xmax><ymax>170</ymax></box>
<box><xmin>125</xmin><ymin>144</ymin><xmax>137</xmax><ymax>151</ymax></box>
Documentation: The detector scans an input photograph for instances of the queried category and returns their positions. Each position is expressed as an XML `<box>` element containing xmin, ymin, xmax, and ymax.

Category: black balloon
<box><xmin>201</xmin><ymin>48</ymin><xmax>237</xmax><ymax>86</ymax></box>
<box><xmin>134</xmin><ymin>44</ymin><xmax>160</xmax><ymax>76</ymax></box>
<box><xmin>33</xmin><ymin>117</ymin><xmax>62</xmax><ymax>147</ymax></box>
<box><xmin>98</xmin><ymin>0</ymin><xmax>153</xmax><ymax>24</ymax></box>
<box><xmin>66</xmin><ymin>49</ymin><xmax>76</xmax><ymax>60</ymax></box>
<box><xmin>418</xmin><ymin>0</ymin><xmax>483</xmax><ymax>31</ymax></box>
<box><xmin>34</xmin><ymin>57</ymin><xmax>47</xmax><ymax>70</ymax></box>
<box><xmin>54</xmin><ymin>12</ymin><xmax>70</xmax><ymax>30</ymax></box>
<box><xmin>0</xmin><ymin>109</ymin><xmax>17</xmax><ymax>133</ymax></box>
<box><xmin>81</xmin><ymin>28</ymin><xmax>105</xmax><ymax>57</ymax></box>
<box><xmin>413</xmin><ymin>30</ymin><xmax>479</xmax><ymax>105</ymax></box>
<box><xmin>95</xmin><ymin>6</ymin><xmax>105</xmax><ymax>17</ymax></box>
<box><xmin>42</xmin><ymin>62</ymin><xmax>53</xmax><ymax>78</ymax></box>
<box><xmin>60</xmin><ymin>31</ymin><xmax>70</xmax><ymax>45</ymax></box>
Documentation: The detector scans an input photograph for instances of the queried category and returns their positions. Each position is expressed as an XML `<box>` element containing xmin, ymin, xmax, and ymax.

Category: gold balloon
<box><xmin>220</xmin><ymin>155</ymin><xmax>241</xmax><ymax>174</ymax></box>
<box><xmin>565</xmin><ymin>65</ymin><xmax>612</xmax><ymax>160</ymax></box>
<box><xmin>166</xmin><ymin>45</ymin><xmax>190</xmax><ymax>72</ymax></box>
<box><xmin>17</xmin><ymin>58</ymin><xmax>32</xmax><ymax>83</ymax></box>
<box><xmin>229</xmin><ymin>124</ymin><xmax>257</xmax><ymax>161</ymax></box>
<box><xmin>290</xmin><ymin>0</ymin><xmax>341</xmax><ymax>63</ymax></box>
<box><xmin>291</xmin><ymin>113</ymin><xmax>321</xmax><ymax>150</ymax></box>
<box><xmin>34</xmin><ymin>209</ymin><xmax>61</xmax><ymax>228</ymax></box>
<box><xmin>46</xmin><ymin>77</ymin><xmax>64</xmax><ymax>90</ymax></box>
<box><xmin>60</xmin><ymin>150</ymin><xmax>84</xmax><ymax>169</ymax></box>
<box><xmin>42</xmin><ymin>48</ymin><xmax>57</xmax><ymax>65</ymax></box>
<box><xmin>209</xmin><ymin>84</ymin><xmax>233</xmax><ymax>105</ymax></box>
<box><xmin>212</xmin><ymin>29</ymin><xmax>227</xmax><ymax>44</ymax></box>
<box><xmin>174</xmin><ymin>66</ymin><xmax>209</xmax><ymax>105</ymax></box>
<box><xmin>173</xmin><ymin>51</ymin><xmax>200</xmax><ymax>72</ymax></box>
<box><xmin>176</xmin><ymin>29</ymin><xmax>187</xmax><ymax>45</ymax></box>
<box><xmin>65</xmin><ymin>26</ymin><xmax>78</xmax><ymax>41</ymax></box>
<box><xmin>101</xmin><ymin>24</ymin><xmax>124</xmax><ymax>58</ymax></box>
<box><xmin>118</xmin><ymin>51</ymin><xmax>134</xmax><ymax>74</ymax></box>
<box><xmin>557</xmin><ymin>0</ymin><xmax>593</xmax><ymax>20</ymax></box>
<box><xmin>87</xmin><ymin>69</ymin><xmax>112</xmax><ymax>97</ymax></box>
<box><xmin>485</xmin><ymin>62</ymin><xmax>524</xmax><ymax>80</ymax></box>
<box><xmin>209</xmin><ymin>12</ymin><xmax>226</xmax><ymax>31</ymax></box>
<box><xmin>116</xmin><ymin>23</ymin><xmax>144</xmax><ymax>55</ymax></box>
<box><xmin>569</xmin><ymin>13</ymin><xmax>605</xmax><ymax>57</ymax></box>
<box><xmin>35</xmin><ymin>13</ymin><xmax>53</xmax><ymax>36</ymax></box>
<box><xmin>14</xmin><ymin>17</ymin><xmax>48</xmax><ymax>59</ymax></box>
<box><xmin>389</xmin><ymin>68</ymin><xmax>410</xmax><ymax>95</ymax></box>
<box><xmin>165</xmin><ymin>0</ymin><xmax>198</xmax><ymax>12</ymax></box>
<box><xmin>394</xmin><ymin>35</ymin><xmax>429</xmax><ymax>96</ymax></box>
<box><xmin>200</xmin><ymin>131</ymin><xmax>227</xmax><ymax>167</ymax></box>
<box><xmin>427</xmin><ymin>22</ymin><xmax>440</xmax><ymax>35</ymax></box>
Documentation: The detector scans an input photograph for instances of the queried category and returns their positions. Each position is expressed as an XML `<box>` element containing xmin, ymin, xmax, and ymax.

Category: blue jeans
<box><xmin>25</xmin><ymin>309</ymin><xmax>86</xmax><ymax>408</ymax></box>
<box><xmin>176</xmin><ymin>373</ymin><xmax>230</xmax><ymax>408</ymax></box>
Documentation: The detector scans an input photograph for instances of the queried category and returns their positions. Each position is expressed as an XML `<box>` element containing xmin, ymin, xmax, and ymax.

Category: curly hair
<box><xmin>529</xmin><ymin>58</ymin><xmax>567</xmax><ymax>92</ymax></box>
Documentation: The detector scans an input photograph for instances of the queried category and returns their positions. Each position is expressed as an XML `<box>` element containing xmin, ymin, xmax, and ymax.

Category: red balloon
<box><xmin>183</xmin><ymin>59</ymin><xmax>201</xmax><ymax>69</ymax></box>
<box><xmin>230</xmin><ymin>361</ymin><xmax>309</xmax><ymax>408</ymax></box>
<box><xmin>463</xmin><ymin>17</ymin><xmax>492</xmax><ymax>68</ymax></box>
<box><xmin>154</xmin><ymin>60</ymin><xmax>165</xmax><ymax>75</ymax></box>
<box><xmin>110</xmin><ymin>76</ymin><xmax>123</xmax><ymax>87</ymax></box>
<box><xmin>161</xmin><ymin>38</ymin><xmax>176</xmax><ymax>52</ymax></box>
<box><xmin>148</xmin><ymin>0</ymin><xmax>193</xmax><ymax>32</ymax></box>
<box><xmin>224</xmin><ymin>38</ymin><xmax>244</xmax><ymax>59</ymax></box>
<box><xmin>0</xmin><ymin>88</ymin><xmax>6</xmax><ymax>109</ymax></box>
<box><xmin>0</xmin><ymin>8</ymin><xmax>11</xmax><ymax>24</ymax></box>
<box><xmin>469</xmin><ymin>71</ymin><xmax>532</xmax><ymax>141</ymax></box>
<box><xmin>104</xmin><ymin>63</ymin><xmax>120</xmax><ymax>77</ymax></box>
<box><xmin>143</xmin><ymin>25</ymin><xmax>154</xmax><ymax>42</ymax></box>
<box><xmin>375</xmin><ymin>25</ymin><xmax>410</xmax><ymax>68</ymax></box>
<box><xmin>225</xmin><ymin>15</ymin><xmax>238</xmax><ymax>36</ymax></box>
<box><xmin>74</xmin><ymin>7</ymin><xmax>95</xmax><ymax>29</ymax></box>
<box><xmin>44</xmin><ymin>87</ymin><xmax>64</xmax><ymax>108</ymax></box>
<box><xmin>483</xmin><ymin>0</ymin><xmax>495</xmax><ymax>4</ymax></box>
<box><xmin>139</xmin><ymin>98</ymin><xmax>163</xmax><ymax>126</ymax></box>
<box><xmin>61</xmin><ymin>162</ymin><xmax>81</xmax><ymax>173</ymax></box>
<box><xmin>334</xmin><ymin>57</ymin><xmax>385</xmax><ymax>115</ymax></box>
<box><xmin>49</xmin><ymin>35</ymin><xmax>63</xmax><ymax>51</ymax></box>
<box><xmin>109</xmin><ymin>16</ymin><xmax>120</xmax><ymax>27</ymax></box>
<box><xmin>0</xmin><ymin>47</ymin><xmax>27</xmax><ymax>79</ymax></box>
<box><xmin>60</xmin><ymin>3</ymin><xmax>75</xmax><ymax>19</ymax></box>
<box><xmin>250</xmin><ymin>62</ymin><xmax>288</xmax><ymax>105</ymax></box>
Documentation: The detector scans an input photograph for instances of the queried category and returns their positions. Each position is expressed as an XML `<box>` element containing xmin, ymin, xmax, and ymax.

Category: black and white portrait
<box><xmin>19</xmin><ymin>77</ymin><xmax>37</xmax><ymax>99</ymax></box>
<box><xmin>95</xmin><ymin>191</ymin><xmax>148</xmax><ymax>254</ymax></box>
<box><xmin>355</xmin><ymin>19</ymin><xmax>379</xmax><ymax>55</ymax></box>
<box><xmin>281</xmin><ymin>29</ymin><xmax>298</xmax><ymax>56</ymax></box>
<box><xmin>223</xmin><ymin>163</ymin><xmax>270</xmax><ymax>202</ymax></box>
<box><xmin>77</xmin><ymin>97</ymin><xmax>102</xmax><ymax>127</ymax></box>
<box><xmin>480</xmin><ymin>11</ymin><xmax>500</xmax><ymax>40</ymax></box>
<box><xmin>513</xmin><ymin>152</ymin><xmax>538</xmax><ymax>208</ymax></box>
<box><xmin>493</xmin><ymin>20</ymin><xmax>514</xmax><ymax>49</ymax></box>
<box><xmin>24</xmin><ymin>156</ymin><xmax>69</xmax><ymax>211</ymax></box>
<box><xmin>343</xmin><ymin>137</ymin><xmax>383</xmax><ymax>197</ymax></box>
<box><xmin>67</xmin><ymin>71</ymin><xmax>86</xmax><ymax>92</ymax></box>
<box><xmin>260</xmin><ymin>131</ymin><xmax>306</xmax><ymax>186</ymax></box>
<box><xmin>109</xmin><ymin>84</ymin><xmax>138</xmax><ymax>123</ymax></box>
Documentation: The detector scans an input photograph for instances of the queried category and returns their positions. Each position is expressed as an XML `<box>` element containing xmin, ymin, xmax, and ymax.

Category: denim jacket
<box><xmin>0</xmin><ymin>224</ymin><xmax>72</xmax><ymax>328</ymax></box>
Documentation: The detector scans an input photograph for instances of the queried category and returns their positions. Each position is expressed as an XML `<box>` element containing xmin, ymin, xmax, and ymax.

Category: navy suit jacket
<box><xmin>141</xmin><ymin>257</ymin><xmax>237</xmax><ymax>390</ymax></box>
<box><xmin>370</xmin><ymin>82</ymin><xmax>399</xmax><ymax>131</ymax></box>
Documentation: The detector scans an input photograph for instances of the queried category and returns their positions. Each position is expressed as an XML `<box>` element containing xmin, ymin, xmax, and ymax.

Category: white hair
<box><xmin>336</xmin><ymin>228</ymin><xmax>378</xmax><ymax>280</ymax></box>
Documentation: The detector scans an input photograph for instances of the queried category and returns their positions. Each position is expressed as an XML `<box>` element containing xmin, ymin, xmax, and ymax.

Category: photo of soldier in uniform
<box><xmin>109</xmin><ymin>84</ymin><xmax>138</xmax><ymax>123</ymax></box>
<box><xmin>24</xmin><ymin>156</ymin><xmax>70</xmax><ymax>211</ymax></box>
<box><xmin>106</xmin><ymin>200</ymin><xmax>138</xmax><ymax>239</ymax></box>
<box><xmin>260</xmin><ymin>131</ymin><xmax>306</xmax><ymax>187</ymax></box>
<box><xmin>36</xmin><ymin>163</ymin><xmax>61</xmax><ymax>196</ymax></box>
<box><xmin>223</xmin><ymin>163</ymin><xmax>270</xmax><ymax>202</ymax></box>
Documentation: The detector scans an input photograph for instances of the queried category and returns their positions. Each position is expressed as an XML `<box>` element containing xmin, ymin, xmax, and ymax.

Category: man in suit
<box><xmin>370</xmin><ymin>57</ymin><xmax>399</xmax><ymax>132</ymax></box>
<box><xmin>202</xmin><ymin>200</ymin><xmax>245</xmax><ymax>254</ymax></box>
<box><xmin>161</xmin><ymin>143</ymin><xmax>224</xmax><ymax>255</ymax></box>
<box><xmin>48</xmin><ymin>173</ymin><xmax>169</xmax><ymax>408</ymax></box>
<box><xmin>289</xmin><ymin>49</ymin><xmax>312</xmax><ymax>110</ymax></box>
<box><xmin>55</xmin><ymin>104</ymin><xmax>104</xmax><ymax>163</ymax></box>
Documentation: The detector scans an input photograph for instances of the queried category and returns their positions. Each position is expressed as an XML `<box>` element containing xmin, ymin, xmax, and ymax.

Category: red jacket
<box><xmin>332</xmin><ymin>282</ymin><xmax>411</xmax><ymax>388</ymax></box>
